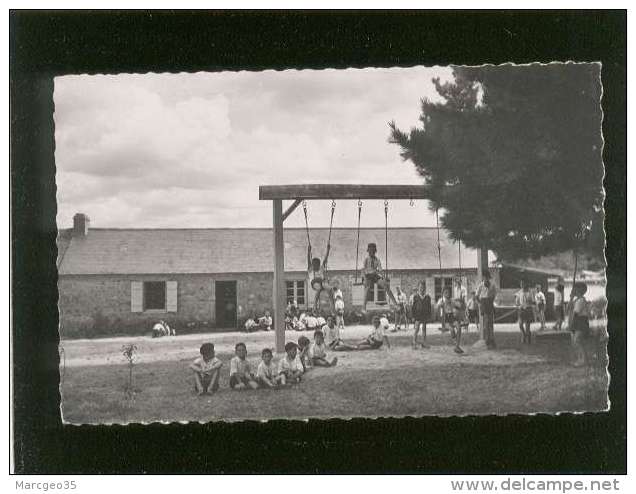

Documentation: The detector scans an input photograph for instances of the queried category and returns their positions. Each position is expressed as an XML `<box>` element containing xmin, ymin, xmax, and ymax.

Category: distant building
<box><xmin>57</xmin><ymin>213</ymin><xmax>498</xmax><ymax>337</ymax></box>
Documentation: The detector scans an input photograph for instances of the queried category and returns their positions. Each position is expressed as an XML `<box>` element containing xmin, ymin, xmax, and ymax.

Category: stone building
<box><xmin>57</xmin><ymin>213</ymin><xmax>497</xmax><ymax>337</ymax></box>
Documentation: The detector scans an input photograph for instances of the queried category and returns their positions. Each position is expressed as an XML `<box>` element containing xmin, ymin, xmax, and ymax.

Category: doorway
<box><xmin>215</xmin><ymin>280</ymin><xmax>237</xmax><ymax>329</ymax></box>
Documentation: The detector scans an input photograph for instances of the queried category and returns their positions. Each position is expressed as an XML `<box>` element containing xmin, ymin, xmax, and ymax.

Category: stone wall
<box><xmin>58</xmin><ymin>267</ymin><xmax>491</xmax><ymax>337</ymax></box>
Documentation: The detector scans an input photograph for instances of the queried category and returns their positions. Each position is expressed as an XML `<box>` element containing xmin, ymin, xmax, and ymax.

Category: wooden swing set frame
<box><xmin>259</xmin><ymin>184</ymin><xmax>489</xmax><ymax>353</ymax></box>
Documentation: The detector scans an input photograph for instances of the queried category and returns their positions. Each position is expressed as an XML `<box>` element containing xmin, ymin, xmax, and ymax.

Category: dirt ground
<box><xmin>59</xmin><ymin>323</ymin><xmax>609</xmax><ymax>424</ymax></box>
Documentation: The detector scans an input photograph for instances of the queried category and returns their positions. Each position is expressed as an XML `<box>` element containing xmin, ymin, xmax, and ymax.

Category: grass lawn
<box><xmin>59</xmin><ymin>324</ymin><xmax>609</xmax><ymax>423</ymax></box>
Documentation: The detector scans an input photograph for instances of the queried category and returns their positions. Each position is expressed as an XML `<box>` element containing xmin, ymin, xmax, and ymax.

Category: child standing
<box><xmin>309</xmin><ymin>330</ymin><xmax>339</xmax><ymax>367</ymax></box>
<box><xmin>437</xmin><ymin>288</ymin><xmax>465</xmax><ymax>354</ymax></box>
<box><xmin>534</xmin><ymin>284</ymin><xmax>546</xmax><ymax>331</ymax></box>
<box><xmin>278</xmin><ymin>342</ymin><xmax>304</xmax><ymax>384</ymax></box>
<box><xmin>229</xmin><ymin>342</ymin><xmax>259</xmax><ymax>390</ymax></box>
<box><xmin>570</xmin><ymin>282</ymin><xmax>592</xmax><ymax>367</ymax></box>
<box><xmin>553</xmin><ymin>283</ymin><xmax>565</xmax><ymax>331</ymax></box>
<box><xmin>256</xmin><ymin>348</ymin><xmax>284</xmax><ymax>388</ymax></box>
<box><xmin>334</xmin><ymin>293</ymin><xmax>345</xmax><ymax>330</ymax></box>
<box><xmin>475</xmin><ymin>270</ymin><xmax>497</xmax><ymax>348</ymax></box>
<box><xmin>394</xmin><ymin>287</ymin><xmax>409</xmax><ymax>331</ymax></box>
<box><xmin>189</xmin><ymin>343</ymin><xmax>223</xmax><ymax>395</ymax></box>
<box><xmin>411</xmin><ymin>281</ymin><xmax>431</xmax><ymax>349</ymax></box>
<box><xmin>515</xmin><ymin>280</ymin><xmax>535</xmax><ymax>344</ymax></box>
<box><xmin>466</xmin><ymin>291</ymin><xmax>480</xmax><ymax>333</ymax></box>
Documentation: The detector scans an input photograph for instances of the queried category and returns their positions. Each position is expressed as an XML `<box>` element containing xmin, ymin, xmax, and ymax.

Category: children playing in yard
<box><xmin>256</xmin><ymin>348</ymin><xmax>284</xmax><ymax>388</ymax></box>
<box><xmin>411</xmin><ymin>281</ymin><xmax>431</xmax><ymax>349</ymax></box>
<box><xmin>190</xmin><ymin>342</ymin><xmax>222</xmax><ymax>395</ymax></box>
<box><xmin>229</xmin><ymin>342</ymin><xmax>259</xmax><ymax>390</ymax></box>
<box><xmin>309</xmin><ymin>330</ymin><xmax>338</xmax><ymax>367</ymax></box>
<box><xmin>278</xmin><ymin>342</ymin><xmax>304</xmax><ymax>384</ymax></box>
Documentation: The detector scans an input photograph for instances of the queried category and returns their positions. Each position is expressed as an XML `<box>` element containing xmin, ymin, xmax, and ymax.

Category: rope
<box><xmin>327</xmin><ymin>200</ymin><xmax>336</xmax><ymax>247</ymax></box>
<box><xmin>384</xmin><ymin>200</ymin><xmax>389</xmax><ymax>280</ymax></box>
<box><xmin>354</xmin><ymin>199</ymin><xmax>362</xmax><ymax>283</ymax></box>
<box><xmin>302</xmin><ymin>200</ymin><xmax>311</xmax><ymax>251</ymax></box>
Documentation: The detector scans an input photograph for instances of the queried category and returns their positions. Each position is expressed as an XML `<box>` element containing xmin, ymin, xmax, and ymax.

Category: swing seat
<box><xmin>311</xmin><ymin>277</ymin><xmax>325</xmax><ymax>291</ymax></box>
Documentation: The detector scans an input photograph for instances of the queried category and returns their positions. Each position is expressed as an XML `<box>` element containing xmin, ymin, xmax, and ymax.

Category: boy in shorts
<box><xmin>189</xmin><ymin>342</ymin><xmax>223</xmax><ymax>395</ymax></box>
<box><xmin>229</xmin><ymin>342</ymin><xmax>259</xmax><ymax>390</ymax></box>
<box><xmin>278</xmin><ymin>342</ymin><xmax>304</xmax><ymax>384</ymax></box>
<box><xmin>309</xmin><ymin>330</ymin><xmax>338</xmax><ymax>367</ymax></box>
<box><xmin>256</xmin><ymin>348</ymin><xmax>284</xmax><ymax>388</ymax></box>
<box><xmin>354</xmin><ymin>315</ymin><xmax>391</xmax><ymax>350</ymax></box>
<box><xmin>515</xmin><ymin>280</ymin><xmax>535</xmax><ymax>344</ymax></box>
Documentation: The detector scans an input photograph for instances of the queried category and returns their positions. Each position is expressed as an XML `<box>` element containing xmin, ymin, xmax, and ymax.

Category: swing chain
<box><xmin>331</xmin><ymin>200</ymin><xmax>336</xmax><ymax>211</ymax></box>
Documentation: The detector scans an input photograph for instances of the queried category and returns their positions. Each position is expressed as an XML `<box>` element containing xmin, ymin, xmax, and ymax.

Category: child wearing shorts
<box><xmin>355</xmin><ymin>315</ymin><xmax>391</xmax><ymax>350</ymax></box>
<box><xmin>256</xmin><ymin>348</ymin><xmax>284</xmax><ymax>388</ymax></box>
<box><xmin>229</xmin><ymin>342</ymin><xmax>259</xmax><ymax>390</ymax></box>
<box><xmin>334</xmin><ymin>293</ymin><xmax>345</xmax><ymax>329</ymax></box>
<box><xmin>515</xmin><ymin>280</ymin><xmax>535</xmax><ymax>344</ymax></box>
<box><xmin>309</xmin><ymin>330</ymin><xmax>338</xmax><ymax>367</ymax></box>
<box><xmin>189</xmin><ymin>343</ymin><xmax>223</xmax><ymax>395</ymax></box>
<box><xmin>278</xmin><ymin>342</ymin><xmax>304</xmax><ymax>384</ymax></box>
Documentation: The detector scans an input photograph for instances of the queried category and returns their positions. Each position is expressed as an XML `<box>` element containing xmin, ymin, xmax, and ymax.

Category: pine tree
<box><xmin>389</xmin><ymin>64</ymin><xmax>604</xmax><ymax>265</ymax></box>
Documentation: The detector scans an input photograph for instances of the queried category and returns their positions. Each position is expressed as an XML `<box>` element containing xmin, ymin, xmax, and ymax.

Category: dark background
<box><xmin>10</xmin><ymin>10</ymin><xmax>627</xmax><ymax>474</ymax></box>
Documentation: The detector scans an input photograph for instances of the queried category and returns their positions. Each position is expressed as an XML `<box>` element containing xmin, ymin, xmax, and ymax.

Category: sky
<box><xmin>54</xmin><ymin>66</ymin><xmax>453</xmax><ymax>230</ymax></box>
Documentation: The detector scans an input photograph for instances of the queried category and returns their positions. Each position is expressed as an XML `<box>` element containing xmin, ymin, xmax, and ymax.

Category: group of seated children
<box><xmin>244</xmin><ymin>311</ymin><xmax>273</xmax><ymax>332</ymax></box>
<box><xmin>285</xmin><ymin>305</ymin><xmax>328</xmax><ymax>332</ymax></box>
<box><xmin>190</xmin><ymin>315</ymin><xmax>391</xmax><ymax>395</ymax></box>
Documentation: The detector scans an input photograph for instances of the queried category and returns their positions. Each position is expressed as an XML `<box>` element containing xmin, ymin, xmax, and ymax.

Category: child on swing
<box><xmin>308</xmin><ymin>241</ymin><xmax>331</xmax><ymax>311</ymax></box>
<box><xmin>363</xmin><ymin>243</ymin><xmax>384</xmax><ymax>302</ymax></box>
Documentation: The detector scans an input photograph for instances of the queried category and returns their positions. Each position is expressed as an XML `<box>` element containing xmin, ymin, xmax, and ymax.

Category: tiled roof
<box><xmin>57</xmin><ymin>227</ymin><xmax>492</xmax><ymax>275</ymax></box>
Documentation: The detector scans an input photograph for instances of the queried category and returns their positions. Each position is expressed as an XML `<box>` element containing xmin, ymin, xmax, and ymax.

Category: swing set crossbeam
<box><xmin>260</xmin><ymin>183</ymin><xmax>488</xmax><ymax>353</ymax></box>
<box><xmin>259</xmin><ymin>184</ymin><xmax>433</xmax><ymax>201</ymax></box>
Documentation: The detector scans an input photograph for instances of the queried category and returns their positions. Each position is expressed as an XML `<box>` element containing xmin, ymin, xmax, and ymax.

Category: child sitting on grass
<box><xmin>278</xmin><ymin>342</ymin><xmax>304</xmax><ymax>385</ymax></box>
<box><xmin>309</xmin><ymin>330</ymin><xmax>339</xmax><ymax>367</ymax></box>
<box><xmin>258</xmin><ymin>311</ymin><xmax>273</xmax><ymax>331</ymax></box>
<box><xmin>256</xmin><ymin>348</ymin><xmax>284</xmax><ymax>388</ymax></box>
<box><xmin>353</xmin><ymin>315</ymin><xmax>391</xmax><ymax>351</ymax></box>
<box><xmin>297</xmin><ymin>335</ymin><xmax>312</xmax><ymax>371</ymax></box>
<box><xmin>189</xmin><ymin>342</ymin><xmax>223</xmax><ymax>396</ymax></box>
<box><xmin>229</xmin><ymin>342</ymin><xmax>259</xmax><ymax>390</ymax></box>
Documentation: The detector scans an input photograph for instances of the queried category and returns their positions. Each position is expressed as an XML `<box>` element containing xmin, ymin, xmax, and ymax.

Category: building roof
<box><xmin>57</xmin><ymin>227</ymin><xmax>494</xmax><ymax>275</ymax></box>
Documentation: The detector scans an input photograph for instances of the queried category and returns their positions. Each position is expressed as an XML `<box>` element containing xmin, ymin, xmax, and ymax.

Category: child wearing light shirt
<box><xmin>256</xmin><ymin>348</ymin><xmax>283</xmax><ymax>388</ymax></box>
<box><xmin>534</xmin><ymin>284</ymin><xmax>546</xmax><ymax>331</ymax></box>
<box><xmin>189</xmin><ymin>343</ymin><xmax>223</xmax><ymax>395</ymax></box>
<box><xmin>334</xmin><ymin>294</ymin><xmax>345</xmax><ymax>329</ymax></box>
<box><xmin>515</xmin><ymin>280</ymin><xmax>535</xmax><ymax>344</ymax></box>
<box><xmin>309</xmin><ymin>330</ymin><xmax>338</xmax><ymax>367</ymax></box>
<box><xmin>354</xmin><ymin>315</ymin><xmax>391</xmax><ymax>350</ymax></box>
<box><xmin>278</xmin><ymin>342</ymin><xmax>304</xmax><ymax>384</ymax></box>
<box><xmin>553</xmin><ymin>283</ymin><xmax>565</xmax><ymax>331</ymax></box>
<box><xmin>229</xmin><ymin>342</ymin><xmax>259</xmax><ymax>390</ymax></box>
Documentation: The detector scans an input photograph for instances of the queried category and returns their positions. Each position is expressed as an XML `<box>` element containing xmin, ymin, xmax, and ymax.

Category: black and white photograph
<box><xmin>54</xmin><ymin>63</ymin><xmax>608</xmax><ymax>424</ymax></box>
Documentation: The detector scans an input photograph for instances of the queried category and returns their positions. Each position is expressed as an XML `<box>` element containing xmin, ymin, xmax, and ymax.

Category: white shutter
<box><xmin>166</xmin><ymin>281</ymin><xmax>178</xmax><ymax>312</ymax></box>
<box><xmin>425</xmin><ymin>276</ymin><xmax>435</xmax><ymax>300</ymax></box>
<box><xmin>131</xmin><ymin>281</ymin><xmax>143</xmax><ymax>312</ymax></box>
<box><xmin>351</xmin><ymin>282</ymin><xmax>366</xmax><ymax>307</ymax></box>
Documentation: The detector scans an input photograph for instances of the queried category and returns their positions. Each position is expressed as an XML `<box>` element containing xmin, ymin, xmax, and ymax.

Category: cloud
<box><xmin>54</xmin><ymin>66</ymin><xmax>453</xmax><ymax>229</ymax></box>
